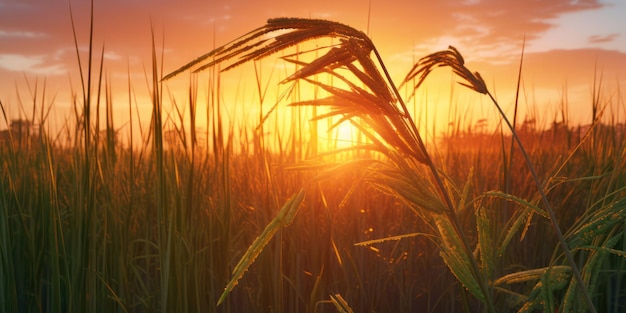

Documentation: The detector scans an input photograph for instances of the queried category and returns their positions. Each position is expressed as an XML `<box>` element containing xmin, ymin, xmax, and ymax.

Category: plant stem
<box><xmin>372</xmin><ymin>48</ymin><xmax>497</xmax><ymax>313</ymax></box>
<box><xmin>486</xmin><ymin>91</ymin><xmax>597</xmax><ymax>313</ymax></box>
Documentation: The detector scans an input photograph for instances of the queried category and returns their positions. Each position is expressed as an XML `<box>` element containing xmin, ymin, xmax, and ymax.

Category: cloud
<box><xmin>364</xmin><ymin>0</ymin><xmax>609</xmax><ymax>67</ymax></box>
<box><xmin>0</xmin><ymin>54</ymin><xmax>66</xmax><ymax>75</ymax></box>
<box><xmin>0</xmin><ymin>30</ymin><xmax>46</xmax><ymax>38</ymax></box>
<box><xmin>103</xmin><ymin>51</ymin><xmax>122</xmax><ymax>61</ymax></box>
<box><xmin>445</xmin><ymin>0</ymin><xmax>605</xmax><ymax>53</ymax></box>
<box><xmin>588</xmin><ymin>33</ymin><xmax>619</xmax><ymax>44</ymax></box>
<box><xmin>473</xmin><ymin>48</ymin><xmax>626</xmax><ymax>95</ymax></box>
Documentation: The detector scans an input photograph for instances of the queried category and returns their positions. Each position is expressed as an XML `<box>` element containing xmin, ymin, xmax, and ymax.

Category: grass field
<box><xmin>1</xmin><ymin>17</ymin><xmax>626</xmax><ymax>313</ymax></box>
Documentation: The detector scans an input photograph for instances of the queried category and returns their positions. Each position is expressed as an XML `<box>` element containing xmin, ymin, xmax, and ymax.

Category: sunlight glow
<box><xmin>329</xmin><ymin>119</ymin><xmax>357</xmax><ymax>150</ymax></box>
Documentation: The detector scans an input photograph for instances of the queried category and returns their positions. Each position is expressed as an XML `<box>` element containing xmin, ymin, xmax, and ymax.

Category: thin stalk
<box><xmin>69</xmin><ymin>1</ymin><xmax>96</xmax><ymax>310</ymax></box>
<box><xmin>372</xmin><ymin>47</ymin><xmax>497</xmax><ymax>313</ymax></box>
<box><xmin>504</xmin><ymin>37</ymin><xmax>525</xmax><ymax>219</ymax></box>
<box><xmin>485</xmin><ymin>91</ymin><xmax>597</xmax><ymax>313</ymax></box>
<box><xmin>149</xmin><ymin>27</ymin><xmax>170</xmax><ymax>312</ymax></box>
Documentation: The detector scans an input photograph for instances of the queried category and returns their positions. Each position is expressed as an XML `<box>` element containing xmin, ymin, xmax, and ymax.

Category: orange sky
<box><xmin>1</xmin><ymin>0</ymin><xmax>625</xmax><ymax>141</ymax></box>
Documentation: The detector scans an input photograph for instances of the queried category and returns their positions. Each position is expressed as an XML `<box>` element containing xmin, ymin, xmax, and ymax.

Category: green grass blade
<box><xmin>476</xmin><ymin>206</ymin><xmax>494</xmax><ymax>278</ymax></box>
<box><xmin>482</xmin><ymin>191</ymin><xmax>547</xmax><ymax>218</ymax></box>
<box><xmin>435</xmin><ymin>215</ymin><xmax>485</xmax><ymax>303</ymax></box>
<box><xmin>217</xmin><ymin>189</ymin><xmax>305</xmax><ymax>306</ymax></box>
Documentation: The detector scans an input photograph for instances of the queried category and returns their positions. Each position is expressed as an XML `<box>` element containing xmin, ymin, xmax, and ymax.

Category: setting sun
<box><xmin>316</xmin><ymin>116</ymin><xmax>361</xmax><ymax>152</ymax></box>
<box><xmin>332</xmin><ymin>119</ymin><xmax>358</xmax><ymax>149</ymax></box>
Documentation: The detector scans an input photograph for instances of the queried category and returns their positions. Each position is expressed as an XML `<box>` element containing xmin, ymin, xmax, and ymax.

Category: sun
<box><xmin>321</xmin><ymin>118</ymin><xmax>358</xmax><ymax>151</ymax></box>
<box><xmin>335</xmin><ymin>120</ymin><xmax>357</xmax><ymax>148</ymax></box>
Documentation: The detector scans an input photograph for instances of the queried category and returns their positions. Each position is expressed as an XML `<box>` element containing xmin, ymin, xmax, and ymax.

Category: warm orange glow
<box><xmin>333</xmin><ymin>120</ymin><xmax>357</xmax><ymax>149</ymax></box>
<box><xmin>318</xmin><ymin>118</ymin><xmax>359</xmax><ymax>152</ymax></box>
<box><xmin>1</xmin><ymin>1</ymin><xmax>625</xmax><ymax>150</ymax></box>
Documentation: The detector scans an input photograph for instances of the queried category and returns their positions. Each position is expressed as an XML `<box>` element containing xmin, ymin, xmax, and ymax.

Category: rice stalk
<box><xmin>2</xmin><ymin>18</ymin><xmax>623</xmax><ymax>311</ymax></box>
<box><xmin>406</xmin><ymin>46</ymin><xmax>597</xmax><ymax>312</ymax></box>
<box><xmin>145</xmin><ymin>25</ymin><xmax>175</xmax><ymax>312</ymax></box>
<box><xmin>554</xmin><ymin>196</ymin><xmax>626</xmax><ymax>312</ymax></box>
<box><xmin>503</xmin><ymin>37</ymin><xmax>526</xmax><ymax>222</ymax></box>
<box><xmin>164</xmin><ymin>18</ymin><xmax>496</xmax><ymax>311</ymax></box>
<box><xmin>68</xmin><ymin>1</ymin><xmax>106</xmax><ymax>310</ymax></box>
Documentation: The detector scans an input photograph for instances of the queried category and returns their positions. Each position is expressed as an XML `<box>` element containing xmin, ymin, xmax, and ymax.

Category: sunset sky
<box><xmin>1</xmin><ymin>0</ymin><xmax>625</xmax><ymax>138</ymax></box>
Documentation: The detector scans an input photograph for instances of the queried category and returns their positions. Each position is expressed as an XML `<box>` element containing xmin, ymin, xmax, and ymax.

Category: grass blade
<box><xmin>217</xmin><ymin>189</ymin><xmax>305</xmax><ymax>306</ymax></box>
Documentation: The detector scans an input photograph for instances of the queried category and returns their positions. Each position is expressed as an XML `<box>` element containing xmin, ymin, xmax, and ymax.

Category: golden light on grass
<box><xmin>162</xmin><ymin>18</ymin><xmax>600</xmax><ymax>311</ymax></box>
<box><xmin>7</xmin><ymin>7</ymin><xmax>626</xmax><ymax>312</ymax></box>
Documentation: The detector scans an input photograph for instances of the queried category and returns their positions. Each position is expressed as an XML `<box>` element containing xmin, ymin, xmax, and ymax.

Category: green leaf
<box><xmin>482</xmin><ymin>191</ymin><xmax>547</xmax><ymax>218</ymax></box>
<box><xmin>476</xmin><ymin>206</ymin><xmax>494</xmax><ymax>278</ymax></box>
<box><xmin>435</xmin><ymin>215</ymin><xmax>485</xmax><ymax>302</ymax></box>
<box><xmin>217</xmin><ymin>189</ymin><xmax>305</xmax><ymax>306</ymax></box>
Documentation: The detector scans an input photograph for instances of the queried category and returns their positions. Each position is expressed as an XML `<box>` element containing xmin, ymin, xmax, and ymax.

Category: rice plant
<box><xmin>3</xmin><ymin>13</ymin><xmax>625</xmax><ymax>313</ymax></box>
<box><xmin>160</xmin><ymin>17</ymin><xmax>626</xmax><ymax>312</ymax></box>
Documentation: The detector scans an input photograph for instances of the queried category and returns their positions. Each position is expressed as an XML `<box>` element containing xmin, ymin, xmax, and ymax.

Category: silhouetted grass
<box><xmin>1</xmin><ymin>14</ymin><xmax>625</xmax><ymax>313</ymax></box>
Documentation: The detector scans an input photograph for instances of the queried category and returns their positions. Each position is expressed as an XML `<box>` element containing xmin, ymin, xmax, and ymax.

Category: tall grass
<box><xmin>1</xmin><ymin>15</ymin><xmax>625</xmax><ymax>313</ymax></box>
<box><xmin>163</xmin><ymin>18</ymin><xmax>625</xmax><ymax>312</ymax></box>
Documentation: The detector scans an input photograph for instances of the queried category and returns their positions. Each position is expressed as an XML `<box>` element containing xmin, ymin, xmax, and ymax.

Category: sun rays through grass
<box><xmin>162</xmin><ymin>17</ymin><xmax>611</xmax><ymax>312</ymax></box>
<box><xmin>2</xmin><ymin>14</ymin><xmax>625</xmax><ymax>313</ymax></box>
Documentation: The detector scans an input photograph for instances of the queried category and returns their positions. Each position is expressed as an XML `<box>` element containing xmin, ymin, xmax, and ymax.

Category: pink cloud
<box><xmin>588</xmin><ymin>33</ymin><xmax>619</xmax><ymax>44</ymax></box>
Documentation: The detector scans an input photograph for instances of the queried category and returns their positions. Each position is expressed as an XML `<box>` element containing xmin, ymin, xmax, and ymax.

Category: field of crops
<box><xmin>1</xmin><ymin>17</ymin><xmax>625</xmax><ymax>313</ymax></box>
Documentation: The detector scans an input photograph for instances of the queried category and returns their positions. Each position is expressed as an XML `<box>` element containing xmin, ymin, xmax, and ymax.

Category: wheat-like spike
<box><xmin>280</xmin><ymin>41</ymin><xmax>342</xmax><ymax>59</ymax></box>
<box><xmin>162</xmin><ymin>25</ymin><xmax>270</xmax><ymax>80</ymax></box>
<box><xmin>299</xmin><ymin>79</ymin><xmax>375</xmax><ymax>110</ymax></box>
<box><xmin>307</xmin><ymin>106</ymin><xmax>358</xmax><ymax>121</ymax></box>
<box><xmin>344</xmin><ymin>62</ymin><xmax>389</xmax><ymax>101</ymax></box>
<box><xmin>299</xmin><ymin>78</ymin><xmax>392</xmax><ymax>119</ymax></box>
<box><xmin>279</xmin><ymin>42</ymin><xmax>400</xmax><ymax>117</ymax></box>
<box><xmin>165</xmin><ymin>17</ymin><xmax>430</xmax><ymax>166</ymax></box>
<box><xmin>163</xmin><ymin>18</ymin><xmax>372</xmax><ymax>81</ymax></box>
<box><xmin>400</xmin><ymin>46</ymin><xmax>487</xmax><ymax>99</ymax></box>
<box><xmin>268</xmin><ymin>17</ymin><xmax>372</xmax><ymax>45</ymax></box>
<box><xmin>281</xmin><ymin>45</ymin><xmax>356</xmax><ymax>83</ymax></box>
<box><xmin>293</xmin><ymin>62</ymin><xmax>400</xmax><ymax>118</ymax></box>
<box><xmin>280</xmin><ymin>37</ymin><xmax>394</xmax><ymax>107</ymax></box>
<box><xmin>287</xmin><ymin>96</ymin><xmax>338</xmax><ymax>108</ymax></box>
<box><xmin>343</xmin><ymin>38</ymin><xmax>395</xmax><ymax>102</ymax></box>
<box><xmin>194</xmin><ymin>39</ymin><xmax>271</xmax><ymax>73</ymax></box>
